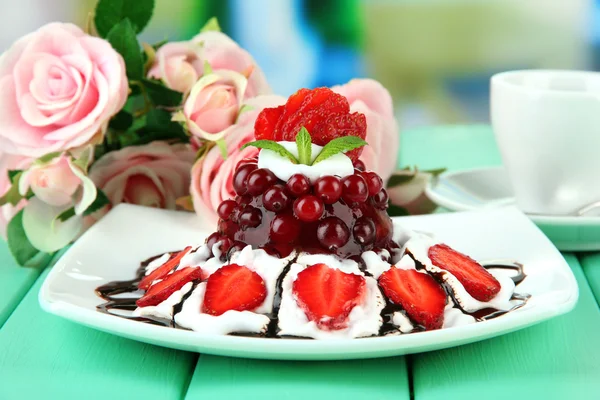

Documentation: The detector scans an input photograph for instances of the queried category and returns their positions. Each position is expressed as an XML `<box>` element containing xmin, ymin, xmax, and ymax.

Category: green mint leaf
<box><xmin>216</xmin><ymin>139</ymin><xmax>228</xmax><ymax>160</ymax></box>
<box><xmin>200</xmin><ymin>17</ymin><xmax>221</xmax><ymax>33</ymax></box>
<box><xmin>142</xmin><ymin>78</ymin><xmax>183</xmax><ymax>106</ymax></box>
<box><xmin>6</xmin><ymin>210</ymin><xmax>47</xmax><ymax>267</ymax></box>
<box><xmin>241</xmin><ymin>140</ymin><xmax>299</xmax><ymax>164</ymax></box>
<box><xmin>0</xmin><ymin>171</ymin><xmax>24</xmax><ymax>206</ymax></box>
<box><xmin>83</xmin><ymin>189</ymin><xmax>111</xmax><ymax>216</ymax></box>
<box><xmin>8</xmin><ymin>170</ymin><xmax>22</xmax><ymax>183</ymax></box>
<box><xmin>203</xmin><ymin>60</ymin><xmax>213</xmax><ymax>75</ymax></box>
<box><xmin>106</xmin><ymin>19</ymin><xmax>143</xmax><ymax>80</ymax></box>
<box><xmin>295</xmin><ymin>127</ymin><xmax>312</xmax><ymax>165</ymax></box>
<box><xmin>95</xmin><ymin>0</ymin><xmax>155</xmax><ymax>37</ymax></box>
<box><xmin>312</xmin><ymin>136</ymin><xmax>367</xmax><ymax>164</ymax></box>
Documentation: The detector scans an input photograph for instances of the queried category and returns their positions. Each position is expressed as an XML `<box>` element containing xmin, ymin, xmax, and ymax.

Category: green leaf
<box><xmin>142</xmin><ymin>78</ymin><xmax>183</xmax><ymax>107</ymax></box>
<box><xmin>84</xmin><ymin>189</ymin><xmax>110</xmax><ymax>216</ymax></box>
<box><xmin>387</xmin><ymin>173</ymin><xmax>417</xmax><ymax>188</ymax></box>
<box><xmin>56</xmin><ymin>207</ymin><xmax>76</xmax><ymax>223</ymax></box>
<box><xmin>203</xmin><ymin>60</ymin><xmax>213</xmax><ymax>75</ymax></box>
<box><xmin>35</xmin><ymin>151</ymin><xmax>62</xmax><ymax>165</ymax></box>
<box><xmin>0</xmin><ymin>171</ymin><xmax>23</xmax><ymax>206</ymax></box>
<box><xmin>6</xmin><ymin>210</ymin><xmax>45</xmax><ymax>267</ymax></box>
<box><xmin>95</xmin><ymin>0</ymin><xmax>155</xmax><ymax>37</ymax></box>
<box><xmin>241</xmin><ymin>140</ymin><xmax>299</xmax><ymax>164</ymax></box>
<box><xmin>106</xmin><ymin>19</ymin><xmax>143</xmax><ymax>80</ymax></box>
<box><xmin>295</xmin><ymin>127</ymin><xmax>312</xmax><ymax>165</ymax></box>
<box><xmin>423</xmin><ymin>167</ymin><xmax>446</xmax><ymax>177</ymax></box>
<box><xmin>200</xmin><ymin>17</ymin><xmax>221</xmax><ymax>33</ymax></box>
<box><xmin>312</xmin><ymin>136</ymin><xmax>367</xmax><ymax>164</ymax></box>
<box><xmin>387</xmin><ymin>203</ymin><xmax>410</xmax><ymax>217</ymax></box>
<box><xmin>109</xmin><ymin>110</ymin><xmax>134</xmax><ymax>130</ymax></box>
<box><xmin>7</xmin><ymin>169</ymin><xmax>22</xmax><ymax>182</ymax></box>
<box><xmin>216</xmin><ymin>139</ymin><xmax>228</xmax><ymax>160</ymax></box>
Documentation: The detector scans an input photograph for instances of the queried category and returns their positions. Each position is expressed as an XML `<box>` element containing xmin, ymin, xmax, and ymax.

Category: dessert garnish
<box><xmin>96</xmin><ymin>87</ymin><xmax>530</xmax><ymax>339</ymax></box>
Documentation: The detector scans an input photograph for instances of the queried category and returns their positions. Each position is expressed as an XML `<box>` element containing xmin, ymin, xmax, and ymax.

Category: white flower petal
<box><xmin>68</xmin><ymin>158</ymin><xmax>96</xmax><ymax>215</ymax></box>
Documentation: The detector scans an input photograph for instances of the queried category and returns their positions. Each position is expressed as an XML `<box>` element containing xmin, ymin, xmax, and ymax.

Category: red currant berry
<box><xmin>293</xmin><ymin>195</ymin><xmax>324</xmax><ymax>222</ymax></box>
<box><xmin>227</xmin><ymin>240</ymin><xmax>247</xmax><ymax>259</ymax></box>
<box><xmin>372</xmin><ymin>189</ymin><xmax>389</xmax><ymax>209</ymax></box>
<box><xmin>238</xmin><ymin>206</ymin><xmax>262</xmax><ymax>230</ymax></box>
<box><xmin>236</xmin><ymin>158</ymin><xmax>257</xmax><ymax>169</ymax></box>
<box><xmin>363</xmin><ymin>172</ymin><xmax>383</xmax><ymax>195</ymax></box>
<box><xmin>353</xmin><ymin>159</ymin><xmax>366</xmax><ymax>171</ymax></box>
<box><xmin>218</xmin><ymin>219</ymin><xmax>237</xmax><ymax>236</ymax></box>
<box><xmin>286</xmin><ymin>174</ymin><xmax>310</xmax><ymax>197</ymax></box>
<box><xmin>342</xmin><ymin>174</ymin><xmax>368</xmax><ymax>204</ymax></box>
<box><xmin>206</xmin><ymin>232</ymin><xmax>221</xmax><ymax>253</ymax></box>
<box><xmin>217</xmin><ymin>199</ymin><xmax>237</xmax><ymax>220</ymax></box>
<box><xmin>262</xmin><ymin>184</ymin><xmax>291</xmax><ymax>212</ymax></box>
<box><xmin>270</xmin><ymin>214</ymin><xmax>301</xmax><ymax>243</ymax></box>
<box><xmin>314</xmin><ymin>176</ymin><xmax>342</xmax><ymax>204</ymax></box>
<box><xmin>247</xmin><ymin>168</ymin><xmax>277</xmax><ymax>196</ymax></box>
<box><xmin>217</xmin><ymin>237</ymin><xmax>234</xmax><ymax>259</ymax></box>
<box><xmin>317</xmin><ymin>217</ymin><xmax>350</xmax><ymax>250</ymax></box>
<box><xmin>233</xmin><ymin>164</ymin><xmax>258</xmax><ymax>195</ymax></box>
<box><xmin>353</xmin><ymin>217</ymin><xmax>376</xmax><ymax>246</ymax></box>
<box><xmin>236</xmin><ymin>194</ymin><xmax>253</xmax><ymax>208</ymax></box>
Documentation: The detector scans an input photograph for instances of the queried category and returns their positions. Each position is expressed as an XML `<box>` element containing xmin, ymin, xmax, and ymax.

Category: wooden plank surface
<box><xmin>0</xmin><ymin>269</ymin><xmax>198</xmax><ymax>400</ymax></box>
<box><xmin>580</xmin><ymin>253</ymin><xmax>600</xmax><ymax>305</ymax></box>
<box><xmin>412</xmin><ymin>254</ymin><xmax>600</xmax><ymax>400</ymax></box>
<box><xmin>185</xmin><ymin>355</ymin><xmax>410</xmax><ymax>400</ymax></box>
<box><xmin>0</xmin><ymin>241</ymin><xmax>42</xmax><ymax>327</ymax></box>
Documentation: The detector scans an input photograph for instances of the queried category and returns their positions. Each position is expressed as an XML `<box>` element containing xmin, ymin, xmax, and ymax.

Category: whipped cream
<box><xmin>257</xmin><ymin>141</ymin><xmax>354</xmax><ymax>183</ymax></box>
<box><xmin>144</xmin><ymin>253</ymin><xmax>170</xmax><ymax>275</ymax></box>
<box><xmin>362</xmin><ymin>251</ymin><xmax>415</xmax><ymax>279</ymax></box>
<box><xmin>277</xmin><ymin>253</ymin><xmax>385</xmax><ymax>339</ymax></box>
<box><xmin>405</xmin><ymin>234</ymin><xmax>517</xmax><ymax>313</ymax></box>
<box><xmin>392</xmin><ymin>312</ymin><xmax>414</xmax><ymax>333</ymax></box>
<box><xmin>179</xmin><ymin>244</ymin><xmax>211</xmax><ymax>269</ymax></box>
<box><xmin>133</xmin><ymin>281</ymin><xmax>194</xmax><ymax>319</ymax></box>
<box><xmin>443</xmin><ymin>300</ymin><xmax>476</xmax><ymax>328</ymax></box>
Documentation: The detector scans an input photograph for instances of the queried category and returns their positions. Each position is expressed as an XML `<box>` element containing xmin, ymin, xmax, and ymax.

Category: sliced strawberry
<box><xmin>428</xmin><ymin>244</ymin><xmax>501</xmax><ymax>302</ymax></box>
<box><xmin>292</xmin><ymin>263</ymin><xmax>366</xmax><ymax>330</ymax></box>
<box><xmin>202</xmin><ymin>264</ymin><xmax>267</xmax><ymax>316</ymax></box>
<box><xmin>136</xmin><ymin>267</ymin><xmax>202</xmax><ymax>307</ymax></box>
<box><xmin>254</xmin><ymin>105</ymin><xmax>284</xmax><ymax>141</ymax></box>
<box><xmin>138</xmin><ymin>246</ymin><xmax>192</xmax><ymax>290</ymax></box>
<box><xmin>378</xmin><ymin>267</ymin><xmax>446</xmax><ymax>330</ymax></box>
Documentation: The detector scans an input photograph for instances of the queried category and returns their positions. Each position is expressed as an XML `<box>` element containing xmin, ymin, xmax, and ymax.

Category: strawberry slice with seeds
<box><xmin>202</xmin><ymin>264</ymin><xmax>267</xmax><ymax>316</ymax></box>
<box><xmin>138</xmin><ymin>246</ymin><xmax>192</xmax><ymax>290</ymax></box>
<box><xmin>378</xmin><ymin>267</ymin><xmax>446</xmax><ymax>330</ymax></box>
<box><xmin>136</xmin><ymin>267</ymin><xmax>202</xmax><ymax>307</ymax></box>
<box><xmin>292</xmin><ymin>263</ymin><xmax>366</xmax><ymax>330</ymax></box>
<box><xmin>428</xmin><ymin>244</ymin><xmax>501</xmax><ymax>302</ymax></box>
<box><xmin>254</xmin><ymin>105</ymin><xmax>284</xmax><ymax>141</ymax></box>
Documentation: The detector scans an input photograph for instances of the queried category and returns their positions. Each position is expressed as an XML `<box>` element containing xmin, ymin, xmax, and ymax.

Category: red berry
<box><xmin>217</xmin><ymin>200</ymin><xmax>237</xmax><ymax>220</ymax></box>
<box><xmin>314</xmin><ymin>176</ymin><xmax>342</xmax><ymax>204</ymax></box>
<box><xmin>428</xmin><ymin>244</ymin><xmax>501</xmax><ymax>302</ymax></box>
<box><xmin>218</xmin><ymin>219</ymin><xmax>237</xmax><ymax>236</ymax></box>
<box><xmin>206</xmin><ymin>232</ymin><xmax>220</xmax><ymax>252</ymax></box>
<box><xmin>247</xmin><ymin>168</ymin><xmax>277</xmax><ymax>196</ymax></box>
<box><xmin>372</xmin><ymin>189</ymin><xmax>389</xmax><ymax>209</ymax></box>
<box><xmin>137</xmin><ymin>267</ymin><xmax>203</xmax><ymax>307</ymax></box>
<box><xmin>233</xmin><ymin>164</ymin><xmax>258</xmax><ymax>195</ymax></box>
<box><xmin>293</xmin><ymin>195</ymin><xmax>324</xmax><ymax>222</ymax></box>
<box><xmin>317</xmin><ymin>217</ymin><xmax>350</xmax><ymax>250</ymax></box>
<box><xmin>254</xmin><ymin>105</ymin><xmax>284</xmax><ymax>141</ymax></box>
<box><xmin>238</xmin><ymin>206</ymin><xmax>262</xmax><ymax>230</ymax></box>
<box><xmin>293</xmin><ymin>263</ymin><xmax>366</xmax><ymax>330</ymax></box>
<box><xmin>353</xmin><ymin>159</ymin><xmax>366</xmax><ymax>171</ymax></box>
<box><xmin>353</xmin><ymin>217</ymin><xmax>376</xmax><ymax>246</ymax></box>
<box><xmin>138</xmin><ymin>246</ymin><xmax>192</xmax><ymax>290</ymax></box>
<box><xmin>379</xmin><ymin>267</ymin><xmax>447</xmax><ymax>331</ymax></box>
<box><xmin>236</xmin><ymin>194</ymin><xmax>252</xmax><ymax>208</ymax></box>
<box><xmin>286</xmin><ymin>174</ymin><xmax>310</xmax><ymax>197</ymax></box>
<box><xmin>202</xmin><ymin>264</ymin><xmax>267</xmax><ymax>316</ymax></box>
<box><xmin>342</xmin><ymin>174</ymin><xmax>368</xmax><ymax>204</ymax></box>
<box><xmin>270</xmin><ymin>214</ymin><xmax>301</xmax><ymax>243</ymax></box>
<box><xmin>363</xmin><ymin>172</ymin><xmax>383</xmax><ymax>195</ymax></box>
<box><xmin>236</xmin><ymin>158</ymin><xmax>257</xmax><ymax>169</ymax></box>
<box><xmin>262</xmin><ymin>184</ymin><xmax>291</xmax><ymax>212</ymax></box>
<box><xmin>227</xmin><ymin>240</ymin><xmax>247</xmax><ymax>258</ymax></box>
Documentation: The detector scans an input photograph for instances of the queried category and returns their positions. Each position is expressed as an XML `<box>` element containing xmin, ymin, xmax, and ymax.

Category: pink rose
<box><xmin>0</xmin><ymin>23</ymin><xmax>128</xmax><ymax>157</ymax></box>
<box><xmin>148</xmin><ymin>31</ymin><xmax>270</xmax><ymax>96</ymax></box>
<box><xmin>89</xmin><ymin>142</ymin><xmax>195</xmax><ymax>221</ymax></box>
<box><xmin>387</xmin><ymin>170</ymin><xmax>437</xmax><ymax>215</ymax></box>
<box><xmin>0</xmin><ymin>154</ymin><xmax>31</xmax><ymax>239</ymax></box>
<box><xmin>191</xmin><ymin>95</ymin><xmax>286</xmax><ymax>225</ymax></box>
<box><xmin>178</xmin><ymin>70</ymin><xmax>248</xmax><ymax>141</ymax></box>
<box><xmin>19</xmin><ymin>155</ymin><xmax>81</xmax><ymax>207</ymax></box>
<box><xmin>332</xmin><ymin>79</ymin><xmax>399</xmax><ymax>183</ymax></box>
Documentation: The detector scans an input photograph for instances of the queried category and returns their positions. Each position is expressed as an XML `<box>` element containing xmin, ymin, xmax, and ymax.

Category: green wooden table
<box><xmin>1</xmin><ymin>125</ymin><xmax>599</xmax><ymax>400</ymax></box>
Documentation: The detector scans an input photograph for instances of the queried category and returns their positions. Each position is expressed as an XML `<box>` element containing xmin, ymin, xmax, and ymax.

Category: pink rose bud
<box><xmin>26</xmin><ymin>156</ymin><xmax>81</xmax><ymax>207</ymax></box>
<box><xmin>147</xmin><ymin>42</ymin><xmax>203</xmax><ymax>94</ymax></box>
<box><xmin>0</xmin><ymin>153</ymin><xmax>31</xmax><ymax>238</ymax></box>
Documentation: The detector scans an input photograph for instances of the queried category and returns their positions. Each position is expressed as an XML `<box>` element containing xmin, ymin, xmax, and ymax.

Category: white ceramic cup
<box><xmin>491</xmin><ymin>70</ymin><xmax>600</xmax><ymax>215</ymax></box>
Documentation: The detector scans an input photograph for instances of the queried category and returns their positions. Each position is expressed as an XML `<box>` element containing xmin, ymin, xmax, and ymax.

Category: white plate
<box><xmin>39</xmin><ymin>204</ymin><xmax>578</xmax><ymax>360</ymax></box>
<box><xmin>425</xmin><ymin>166</ymin><xmax>600</xmax><ymax>251</ymax></box>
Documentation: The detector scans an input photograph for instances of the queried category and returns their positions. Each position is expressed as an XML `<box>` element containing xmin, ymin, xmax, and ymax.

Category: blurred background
<box><xmin>1</xmin><ymin>0</ymin><xmax>594</xmax><ymax>129</ymax></box>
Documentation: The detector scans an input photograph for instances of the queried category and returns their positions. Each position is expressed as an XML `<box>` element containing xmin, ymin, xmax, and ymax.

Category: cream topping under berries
<box><xmin>257</xmin><ymin>141</ymin><xmax>354</xmax><ymax>183</ymax></box>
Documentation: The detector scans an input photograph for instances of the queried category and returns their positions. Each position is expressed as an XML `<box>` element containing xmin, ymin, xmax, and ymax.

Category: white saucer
<box><xmin>425</xmin><ymin>166</ymin><xmax>600</xmax><ymax>252</ymax></box>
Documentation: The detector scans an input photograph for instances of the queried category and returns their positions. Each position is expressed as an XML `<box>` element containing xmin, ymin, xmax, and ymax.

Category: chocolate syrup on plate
<box><xmin>95</xmin><ymin>252</ymin><xmax>530</xmax><ymax>338</ymax></box>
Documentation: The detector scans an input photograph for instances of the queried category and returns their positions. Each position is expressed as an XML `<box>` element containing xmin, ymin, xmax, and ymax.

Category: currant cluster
<box><xmin>205</xmin><ymin>158</ymin><xmax>395</xmax><ymax>260</ymax></box>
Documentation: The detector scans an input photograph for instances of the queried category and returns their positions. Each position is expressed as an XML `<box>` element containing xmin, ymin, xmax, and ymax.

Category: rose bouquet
<box><xmin>0</xmin><ymin>0</ymin><xmax>439</xmax><ymax>267</ymax></box>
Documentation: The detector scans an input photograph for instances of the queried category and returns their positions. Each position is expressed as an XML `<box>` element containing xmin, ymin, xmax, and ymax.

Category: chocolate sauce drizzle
<box><xmin>95</xmin><ymin>250</ymin><xmax>530</xmax><ymax>338</ymax></box>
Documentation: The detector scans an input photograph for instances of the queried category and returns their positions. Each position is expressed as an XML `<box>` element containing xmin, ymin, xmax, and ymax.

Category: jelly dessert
<box><xmin>96</xmin><ymin>88</ymin><xmax>529</xmax><ymax>339</ymax></box>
